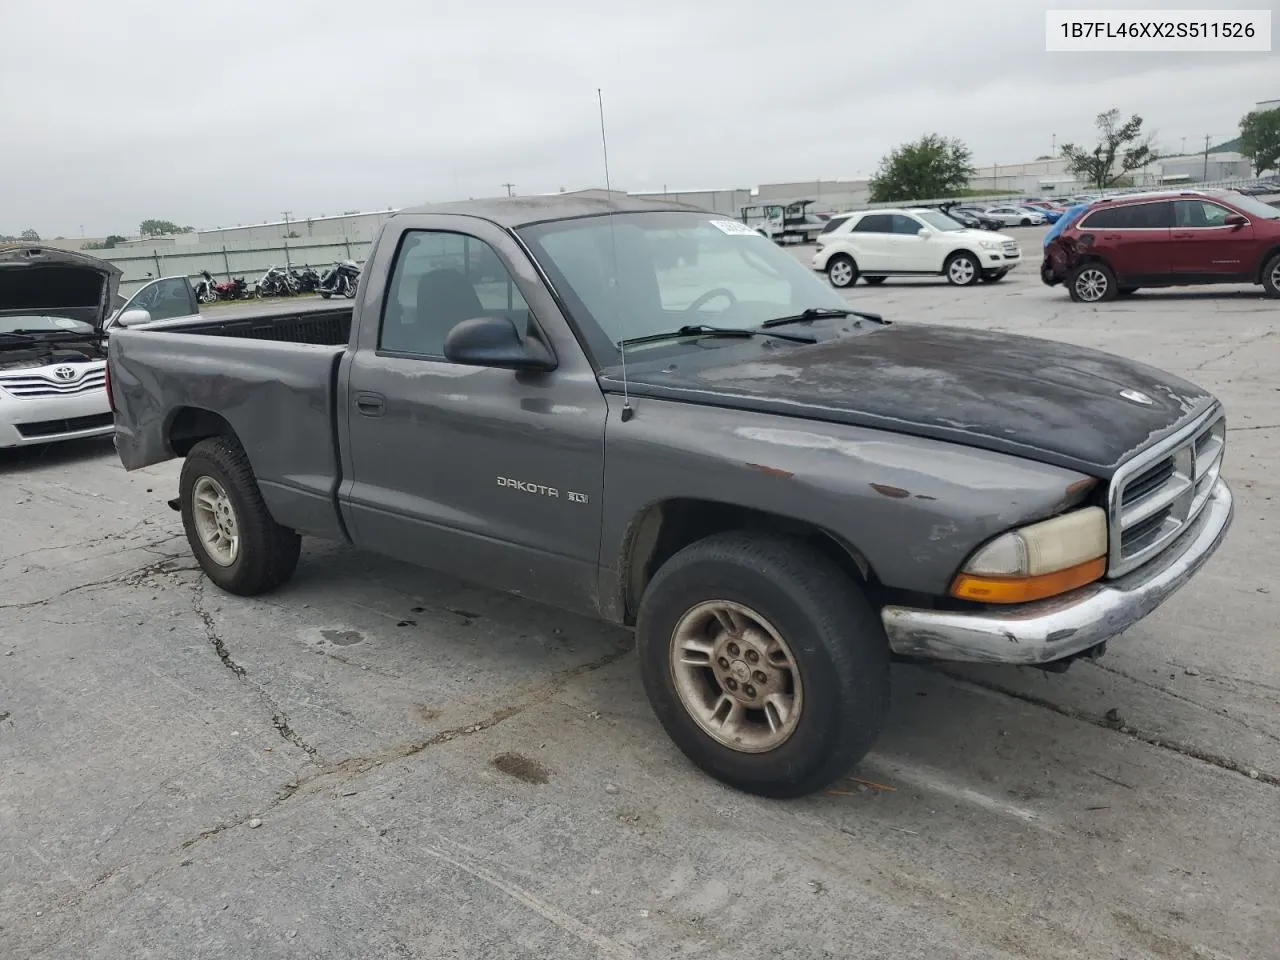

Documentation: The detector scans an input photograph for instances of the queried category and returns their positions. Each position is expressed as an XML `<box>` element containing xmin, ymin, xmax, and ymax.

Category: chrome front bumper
<box><xmin>882</xmin><ymin>478</ymin><xmax>1234</xmax><ymax>665</ymax></box>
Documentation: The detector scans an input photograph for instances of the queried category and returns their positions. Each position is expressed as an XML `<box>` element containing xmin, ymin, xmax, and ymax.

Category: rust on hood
<box><xmin>870</xmin><ymin>483</ymin><xmax>911</xmax><ymax>499</ymax></box>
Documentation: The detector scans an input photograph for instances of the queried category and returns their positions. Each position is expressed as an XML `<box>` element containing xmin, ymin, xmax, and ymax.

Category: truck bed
<box><xmin>143</xmin><ymin>305</ymin><xmax>353</xmax><ymax>345</ymax></box>
<box><xmin>110</xmin><ymin>309</ymin><xmax>352</xmax><ymax>543</ymax></box>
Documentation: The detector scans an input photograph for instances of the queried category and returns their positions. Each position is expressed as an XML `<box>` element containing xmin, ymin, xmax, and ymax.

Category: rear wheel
<box><xmin>1068</xmin><ymin>262</ymin><xmax>1117</xmax><ymax>303</ymax></box>
<box><xmin>1020</xmin><ymin>217</ymin><xmax>1032</xmax><ymax>226</ymax></box>
<box><xmin>826</xmin><ymin>255</ymin><xmax>859</xmax><ymax>288</ymax></box>
<box><xmin>180</xmin><ymin>437</ymin><xmax>301</xmax><ymax>596</ymax></box>
<box><xmin>945</xmin><ymin>252</ymin><xmax>981</xmax><ymax>286</ymax></box>
<box><xmin>1263</xmin><ymin>253</ymin><xmax>1280</xmax><ymax>299</ymax></box>
<box><xmin>636</xmin><ymin>533</ymin><xmax>890</xmax><ymax>798</ymax></box>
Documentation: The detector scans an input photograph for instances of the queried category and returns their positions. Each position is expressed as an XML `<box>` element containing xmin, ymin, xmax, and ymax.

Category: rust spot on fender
<box><xmin>870</xmin><ymin>483</ymin><xmax>911</xmax><ymax>499</ymax></box>
<box><xmin>746</xmin><ymin>463</ymin><xmax>794</xmax><ymax>479</ymax></box>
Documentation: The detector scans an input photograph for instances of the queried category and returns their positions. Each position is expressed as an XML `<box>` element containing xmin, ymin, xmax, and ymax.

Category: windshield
<box><xmin>519</xmin><ymin>211</ymin><xmax>849</xmax><ymax>365</ymax></box>
<box><xmin>914</xmin><ymin>211</ymin><xmax>965</xmax><ymax>232</ymax></box>
<box><xmin>1222</xmin><ymin>192</ymin><xmax>1280</xmax><ymax>220</ymax></box>
<box><xmin>0</xmin><ymin>314</ymin><xmax>95</xmax><ymax>335</ymax></box>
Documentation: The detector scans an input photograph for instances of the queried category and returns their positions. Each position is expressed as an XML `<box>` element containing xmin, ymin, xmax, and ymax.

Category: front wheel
<box><xmin>826</xmin><ymin>255</ymin><xmax>859</xmax><ymax>288</ymax></box>
<box><xmin>945</xmin><ymin>252</ymin><xmax>981</xmax><ymax>286</ymax></box>
<box><xmin>636</xmin><ymin>533</ymin><xmax>890</xmax><ymax>798</ymax></box>
<box><xmin>1068</xmin><ymin>262</ymin><xmax>1118</xmax><ymax>303</ymax></box>
<box><xmin>342</xmin><ymin>278</ymin><xmax>358</xmax><ymax>299</ymax></box>
<box><xmin>319</xmin><ymin>290</ymin><xmax>332</xmax><ymax>300</ymax></box>
<box><xmin>180</xmin><ymin>437</ymin><xmax>301</xmax><ymax>596</ymax></box>
<box><xmin>1262</xmin><ymin>252</ymin><xmax>1280</xmax><ymax>299</ymax></box>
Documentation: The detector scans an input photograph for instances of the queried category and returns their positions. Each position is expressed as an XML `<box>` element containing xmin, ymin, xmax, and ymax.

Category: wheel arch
<box><xmin>616</xmin><ymin>497</ymin><xmax>876</xmax><ymax>626</ymax></box>
<box><xmin>1255</xmin><ymin>245</ymin><xmax>1280</xmax><ymax>284</ymax></box>
<box><xmin>167</xmin><ymin>406</ymin><xmax>239</xmax><ymax>457</ymax></box>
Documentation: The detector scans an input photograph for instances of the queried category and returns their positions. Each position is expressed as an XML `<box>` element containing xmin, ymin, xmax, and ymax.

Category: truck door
<box><xmin>341</xmin><ymin>223</ymin><xmax>608</xmax><ymax>617</ymax></box>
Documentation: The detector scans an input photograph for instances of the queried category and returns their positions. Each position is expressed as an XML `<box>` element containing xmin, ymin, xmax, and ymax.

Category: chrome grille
<box><xmin>0</xmin><ymin>367</ymin><xmax>105</xmax><ymax>399</ymax></box>
<box><xmin>1001</xmin><ymin>240</ymin><xmax>1020</xmax><ymax>257</ymax></box>
<box><xmin>1107</xmin><ymin>409</ymin><xmax>1225</xmax><ymax>578</ymax></box>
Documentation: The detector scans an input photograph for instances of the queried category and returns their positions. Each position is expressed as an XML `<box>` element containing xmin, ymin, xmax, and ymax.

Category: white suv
<box><xmin>811</xmin><ymin>208</ymin><xmax>1022</xmax><ymax>288</ymax></box>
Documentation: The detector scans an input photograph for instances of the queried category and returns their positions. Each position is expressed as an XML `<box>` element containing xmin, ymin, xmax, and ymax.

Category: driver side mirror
<box><xmin>917</xmin><ymin>228</ymin><xmax>930</xmax><ymax>238</ymax></box>
<box><xmin>1224</xmin><ymin>214</ymin><xmax>1247</xmax><ymax>228</ymax></box>
<box><xmin>443</xmin><ymin>316</ymin><xmax>556</xmax><ymax>372</ymax></box>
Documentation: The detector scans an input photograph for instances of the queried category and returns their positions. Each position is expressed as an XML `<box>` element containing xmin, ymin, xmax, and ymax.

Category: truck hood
<box><xmin>603</xmin><ymin>323</ymin><xmax>1216</xmax><ymax>478</ymax></box>
<box><xmin>0</xmin><ymin>243</ymin><xmax>122</xmax><ymax>338</ymax></box>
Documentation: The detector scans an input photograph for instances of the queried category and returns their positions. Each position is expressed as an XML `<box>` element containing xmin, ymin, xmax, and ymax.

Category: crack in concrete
<box><xmin>1229</xmin><ymin>422</ymin><xmax>1280</xmax><ymax>433</ymax></box>
<box><xmin>173</xmin><ymin>642</ymin><xmax>633</xmax><ymax>858</ymax></box>
<box><xmin>190</xmin><ymin>582</ymin><xmax>320</xmax><ymax>762</ymax></box>
<box><xmin>1092</xmin><ymin>662</ymin><xmax>1280</xmax><ymax>749</ymax></box>
<box><xmin>0</xmin><ymin>550</ymin><xmax>183</xmax><ymax>611</ymax></box>
<box><xmin>933</xmin><ymin>667</ymin><xmax>1279</xmax><ymax>787</ymax></box>
<box><xmin>1192</xmin><ymin>329</ymin><xmax>1277</xmax><ymax>371</ymax></box>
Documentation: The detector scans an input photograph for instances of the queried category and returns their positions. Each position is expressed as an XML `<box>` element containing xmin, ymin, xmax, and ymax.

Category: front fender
<box><xmin>599</xmin><ymin>396</ymin><xmax>1093</xmax><ymax>611</ymax></box>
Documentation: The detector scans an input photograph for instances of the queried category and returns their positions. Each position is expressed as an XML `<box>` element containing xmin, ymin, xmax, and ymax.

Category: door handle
<box><xmin>1172</xmin><ymin>233</ymin><xmax>1194</xmax><ymax>239</ymax></box>
<box><xmin>355</xmin><ymin>392</ymin><xmax>385</xmax><ymax>417</ymax></box>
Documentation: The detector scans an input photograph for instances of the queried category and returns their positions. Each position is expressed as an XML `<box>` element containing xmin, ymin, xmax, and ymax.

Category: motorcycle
<box><xmin>193</xmin><ymin>270</ymin><xmax>218</xmax><ymax>304</ymax></box>
<box><xmin>291</xmin><ymin>267</ymin><xmax>320</xmax><ymax>293</ymax></box>
<box><xmin>214</xmin><ymin>277</ymin><xmax>248</xmax><ymax>300</ymax></box>
<box><xmin>255</xmin><ymin>265</ymin><xmax>293</xmax><ymax>298</ymax></box>
<box><xmin>318</xmin><ymin>259</ymin><xmax>360</xmax><ymax>299</ymax></box>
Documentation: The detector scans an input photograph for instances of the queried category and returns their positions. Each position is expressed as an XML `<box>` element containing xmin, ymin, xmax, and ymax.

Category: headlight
<box><xmin>950</xmin><ymin>506</ymin><xmax>1107</xmax><ymax>604</ymax></box>
<box><xmin>979</xmin><ymin>240</ymin><xmax>1000</xmax><ymax>250</ymax></box>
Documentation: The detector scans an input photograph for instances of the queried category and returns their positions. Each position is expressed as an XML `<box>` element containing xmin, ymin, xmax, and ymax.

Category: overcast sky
<box><xmin>2</xmin><ymin>0</ymin><xmax>1275</xmax><ymax>236</ymax></box>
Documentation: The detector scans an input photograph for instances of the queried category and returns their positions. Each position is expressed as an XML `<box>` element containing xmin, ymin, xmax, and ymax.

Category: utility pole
<box><xmin>281</xmin><ymin>210</ymin><xmax>292</xmax><ymax>237</ymax></box>
<box><xmin>501</xmin><ymin>183</ymin><xmax>515</xmax><ymax>197</ymax></box>
<box><xmin>1203</xmin><ymin>135</ymin><xmax>1212</xmax><ymax>181</ymax></box>
<box><xmin>1051</xmin><ymin>133</ymin><xmax>1056</xmax><ymax>155</ymax></box>
<box><xmin>1181</xmin><ymin>136</ymin><xmax>1187</xmax><ymax>154</ymax></box>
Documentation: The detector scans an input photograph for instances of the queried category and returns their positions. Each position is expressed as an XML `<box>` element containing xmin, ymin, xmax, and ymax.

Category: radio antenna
<box><xmin>597</xmin><ymin>87</ymin><xmax>613</xmax><ymax>193</ymax></box>
<box><xmin>599</xmin><ymin>87</ymin><xmax>633</xmax><ymax>421</ymax></box>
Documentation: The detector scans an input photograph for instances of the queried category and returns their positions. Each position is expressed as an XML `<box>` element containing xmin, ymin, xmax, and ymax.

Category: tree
<box><xmin>1060</xmin><ymin>109</ymin><xmax>1156</xmax><ymax>189</ymax></box>
<box><xmin>868</xmin><ymin>134</ymin><xmax>974</xmax><ymax>202</ymax></box>
<box><xmin>138</xmin><ymin>219</ymin><xmax>195</xmax><ymax>237</ymax></box>
<box><xmin>20</xmin><ymin>228</ymin><xmax>40</xmax><ymax>241</ymax></box>
<box><xmin>1239</xmin><ymin>107</ymin><xmax>1280</xmax><ymax>175</ymax></box>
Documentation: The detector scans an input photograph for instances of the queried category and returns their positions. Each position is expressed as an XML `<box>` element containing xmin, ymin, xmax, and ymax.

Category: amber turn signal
<box><xmin>950</xmin><ymin>556</ymin><xmax>1106</xmax><ymax>604</ymax></box>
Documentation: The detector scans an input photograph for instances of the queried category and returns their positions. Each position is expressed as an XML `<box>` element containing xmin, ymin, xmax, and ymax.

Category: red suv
<box><xmin>1042</xmin><ymin>189</ymin><xmax>1280</xmax><ymax>302</ymax></box>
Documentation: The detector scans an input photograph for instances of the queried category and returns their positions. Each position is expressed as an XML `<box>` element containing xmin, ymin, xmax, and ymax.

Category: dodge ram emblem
<box><xmin>1119</xmin><ymin>388</ymin><xmax>1153</xmax><ymax>406</ymax></box>
<box><xmin>53</xmin><ymin>366</ymin><xmax>78</xmax><ymax>382</ymax></box>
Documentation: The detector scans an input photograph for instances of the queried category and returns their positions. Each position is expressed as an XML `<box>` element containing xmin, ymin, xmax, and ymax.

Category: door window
<box><xmin>1081</xmin><ymin>202</ymin><xmax>1172</xmax><ymax>230</ymax></box>
<box><xmin>119</xmin><ymin>277</ymin><xmax>198</xmax><ymax>324</ymax></box>
<box><xmin>1173</xmin><ymin>200</ymin><xmax>1234</xmax><ymax>228</ymax></box>
<box><xmin>852</xmin><ymin>214</ymin><xmax>894</xmax><ymax>233</ymax></box>
<box><xmin>820</xmin><ymin>216</ymin><xmax>850</xmax><ymax>234</ymax></box>
<box><xmin>379</xmin><ymin>231</ymin><xmax>530</xmax><ymax>358</ymax></box>
<box><xmin>890</xmin><ymin>214</ymin><xmax>924</xmax><ymax>234</ymax></box>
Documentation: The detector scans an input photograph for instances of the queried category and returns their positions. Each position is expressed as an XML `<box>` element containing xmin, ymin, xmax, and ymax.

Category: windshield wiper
<box><xmin>761</xmin><ymin>307</ymin><xmax>885</xmax><ymax>328</ymax></box>
<box><xmin>0</xmin><ymin>332</ymin><xmax>40</xmax><ymax>343</ymax></box>
<box><xmin>618</xmin><ymin>323</ymin><xmax>815</xmax><ymax>348</ymax></box>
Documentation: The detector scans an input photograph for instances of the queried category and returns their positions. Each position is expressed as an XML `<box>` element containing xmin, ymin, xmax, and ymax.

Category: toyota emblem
<box><xmin>53</xmin><ymin>366</ymin><xmax>78</xmax><ymax>382</ymax></box>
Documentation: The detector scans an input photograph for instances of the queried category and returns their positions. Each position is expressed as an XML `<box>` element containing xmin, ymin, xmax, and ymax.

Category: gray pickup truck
<box><xmin>109</xmin><ymin>196</ymin><xmax>1234</xmax><ymax>798</ymax></box>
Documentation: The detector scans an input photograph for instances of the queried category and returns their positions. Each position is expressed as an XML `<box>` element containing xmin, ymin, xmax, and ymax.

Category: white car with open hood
<box><xmin>0</xmin><ymin>244</ymin><xmax>198</xmax><ymax>448</ymax></box>
<box><xmin>810</xmin><ymin>208</ymin><xmax>1022</xmax><ymax>288</ymax></box>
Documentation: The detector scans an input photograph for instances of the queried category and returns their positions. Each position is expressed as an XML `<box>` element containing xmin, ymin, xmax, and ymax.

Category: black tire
<box><xmin>1020</xmin><ymin>217</ymin><xmax>1032</xmax><ymax>226</ymax></box>
<box><xmin>1117</xmin><ymin>287</ymin><xmax>1139</xmax><ymax>297</ymax></box>
<box><xmin>981</xmin><ymin>269</ymin><xmax>1009</xmax><ymax>283</ymax></box>
<box><xmin>635</xmin><ymin>533</ymin><xmax>890</xmax><ymax>799</ymax></box>
<box><xmin>343</xmin><ymin>279</ymin><xmax>358</xmax><ymax>299</ymax></box>
<box><xmin>319</xmin><ymin>290</ymin><xmax>332</xmax><ymax>299</ymax></box>
<box><xmin>826</xmin><ymin>254</ymin><xmax>859</xmax><ymax>288</ymax></box>
<box><xmin>944</xmin><ymin>251</ymin><xmax>981</xmax><ymax>286</ymax></box>
<box><xmin>863</xmin><ymin>276</ymin><xmax>887</xmax><ymax>285</ymax></box>
<box><xmin>180</xmin><ymin>437</ymin><xmax>301</xmax><ymax>596</ymax></box>
<box><xmin>1067</xmin><ymin>261</ymin><xmax>1118</xmax><ymax>303</ymax></box>
<box><xmin>1263</xmin><ymin>252</ymin><xmax>1280</xmax><ymax>299</ymax></box>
